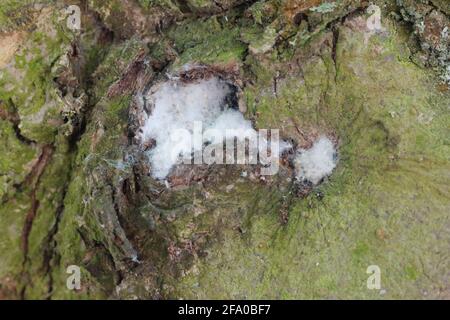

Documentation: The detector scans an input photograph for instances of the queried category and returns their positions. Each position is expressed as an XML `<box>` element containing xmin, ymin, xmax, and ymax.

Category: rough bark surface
<box><xmin>0</xmin><ymin>0</ymin><xmax>449</xmax><ymax>299</ymax></box>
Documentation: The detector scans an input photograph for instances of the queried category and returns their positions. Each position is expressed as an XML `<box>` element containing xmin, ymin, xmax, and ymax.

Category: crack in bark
<box><xmin>0</xmin><ymin>99</ymin><xmax>36</xmax><ymax>146</ymax></box>
<box><xmin>9</xmin><ymin>6</ymin><xmax>115</xmax><ymax>299</ymax></box>
<box><xmin>77</xmin><ymin>228</ymin><xmax>124</xmax><ymax>288</ymax></box>
<box><xmin>331</xmin><ymin>26</ymin><xmax>339</xmax><ymax>68</ymax></box>
<box><xmin>19</xmin><ymin>144</ymin><xmax>54</xmax><ymax>299</ymax></box>
<box><xmin>40</xmin><ymin>176</ymin><xmax>72</xmax><ymax>299</ymax></box>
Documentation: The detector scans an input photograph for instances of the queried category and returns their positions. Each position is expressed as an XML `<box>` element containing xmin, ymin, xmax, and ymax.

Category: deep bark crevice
<box><xmin>19</xmin><ymin>144</ymin><xmax>54</xmax><ymax>299</ymax></box>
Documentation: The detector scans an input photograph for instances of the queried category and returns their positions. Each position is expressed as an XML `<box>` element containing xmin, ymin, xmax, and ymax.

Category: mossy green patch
<box><xmin>167</xmin><ymin>17</ymin><xmax>247</xmax><ymax>67</ymax></box>
<box><xmin>92</xmin><ymin>38</ymin><xmax>144</xmax><ymax>100</ymax></box>
<box><xmin>0</xmin><ymin>0</ymin><xmax>49</xmax><ymax>32</ymax></box>
<box><xmin>0</xmin><ymin>121</ymin><xmax>37</xmax><ymax>199</ymax></box>
<box><xmin>0</xmin><ymin>191</ymin><xmax>30</xmax><ymax>278</ymax></box>
<box><xmin>137</xmin><ymin>0</ymin><xmax>179</xmax><ymax>11</ymax></box>
<box><xmin>171</xmin><ymin>17</ymin><xmax>450</xmax><ymax>299</ymax></box>
<box><xmin>0</xmin><ymin>8</ymin><xmax>75</xmax><ymax>144</ymax></box>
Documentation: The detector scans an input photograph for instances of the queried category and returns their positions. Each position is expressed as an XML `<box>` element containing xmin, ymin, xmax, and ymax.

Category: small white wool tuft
<box><xmin>294</xmin><ymin>137</ymin><xmax>337</xmax><ymax>185</ymax></box>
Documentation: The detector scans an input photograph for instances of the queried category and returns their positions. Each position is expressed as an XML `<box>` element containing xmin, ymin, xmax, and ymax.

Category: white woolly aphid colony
<box><xmin>139</xmin><ymin>76</ymin><xmax>261</xmax><ymax>179</ymax></box>
<box><xmin>294</xmin><ymin>137</ymin><xmax>337</xmax><ymax>185</ymax></box>
<box><xmin>138</xmin><ymin>74</ymin><xmax>337</xmax><ymax>185</ymax></box>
